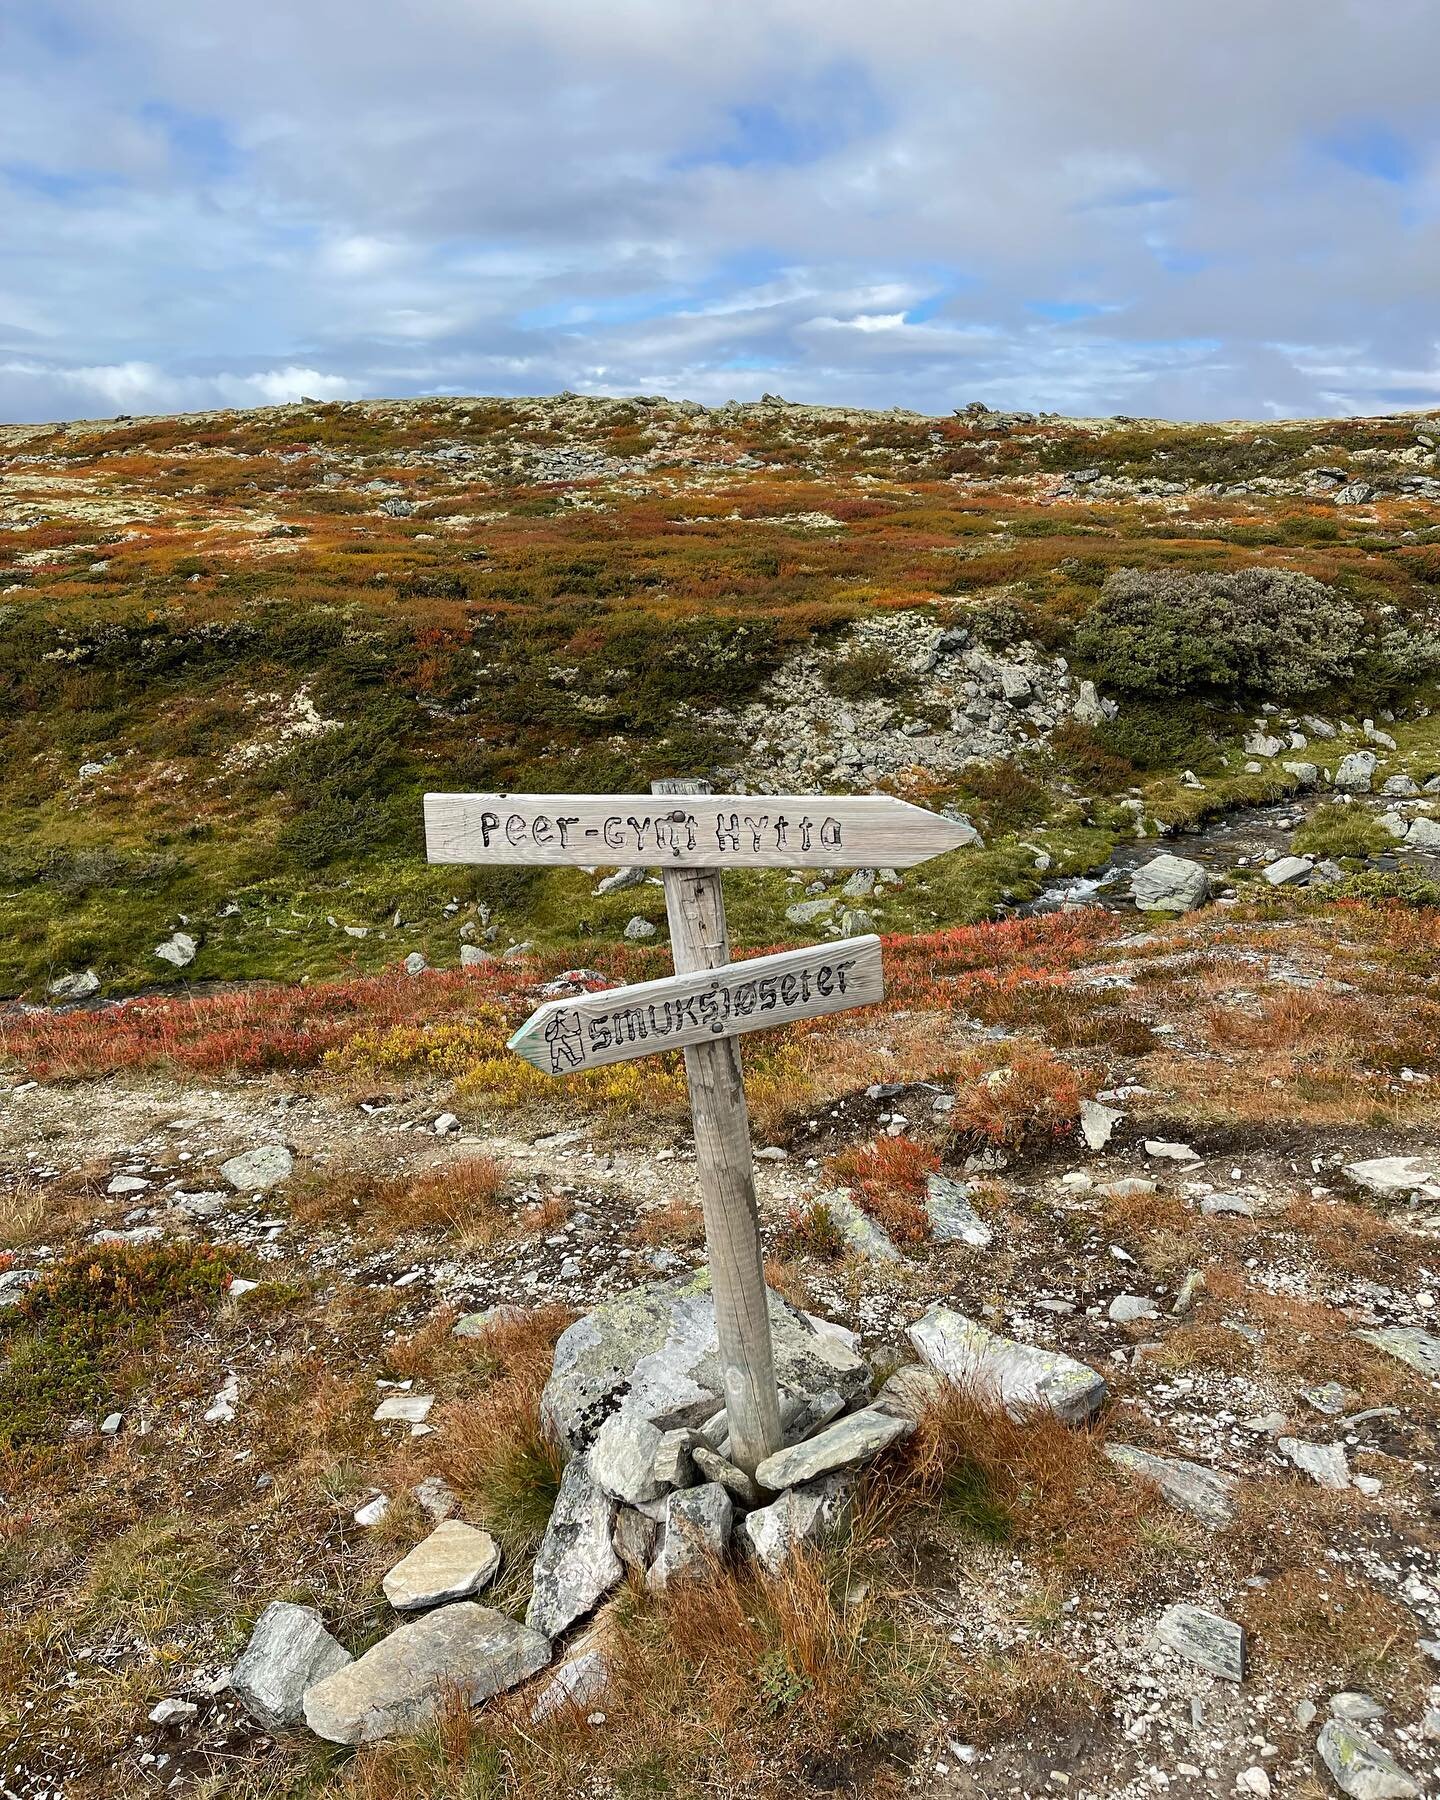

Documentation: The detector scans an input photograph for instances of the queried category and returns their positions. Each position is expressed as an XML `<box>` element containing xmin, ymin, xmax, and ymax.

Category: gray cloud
<box><xmin>2</xmin><ymin>0</ymin><xmax>1438</xmax><ymax>422</ymax></box>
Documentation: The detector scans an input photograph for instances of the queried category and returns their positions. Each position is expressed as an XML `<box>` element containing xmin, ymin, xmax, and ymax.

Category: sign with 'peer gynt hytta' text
<box><xmin>424</xmin><ymin>792</ymin><xmax>972</xmax><ymax>869</ymax></box>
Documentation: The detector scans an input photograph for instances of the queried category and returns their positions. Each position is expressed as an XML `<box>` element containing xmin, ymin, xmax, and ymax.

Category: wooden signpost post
<box><xmin>425</xmin><ymin>781</ymin><xmax>972</xmax><ymax>1474</ymax></box>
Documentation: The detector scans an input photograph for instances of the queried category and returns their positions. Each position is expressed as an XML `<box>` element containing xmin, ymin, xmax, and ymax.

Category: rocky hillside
<box><xmin>4</xmin><ymin>393</ymin><xmax>1440</xmax><ymax>994</ymax></box>
<box><xmin>3</xmin><ymin>395</ymin><xmax>1440</xmax><ymax>1800</ymax></box>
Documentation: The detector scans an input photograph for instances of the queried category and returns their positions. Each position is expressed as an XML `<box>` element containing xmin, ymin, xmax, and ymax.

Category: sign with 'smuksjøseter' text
<box><xmin>507</xmin><ymin>935</ymin><xmax>884</xmax><ymax>1074</ymax></box>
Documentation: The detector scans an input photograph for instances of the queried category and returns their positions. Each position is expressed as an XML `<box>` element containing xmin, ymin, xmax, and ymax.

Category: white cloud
<box><xmin>2</xmin><ymin>0</ymin><xmax>1439</xmax><ymax>421</ymax></box>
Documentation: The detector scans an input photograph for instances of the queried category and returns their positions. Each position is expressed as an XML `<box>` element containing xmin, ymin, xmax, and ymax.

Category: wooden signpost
<box><xmin>425</xmin><ymin>781</ymin><xmax>972</xmax><ymax>1474</ymax></box>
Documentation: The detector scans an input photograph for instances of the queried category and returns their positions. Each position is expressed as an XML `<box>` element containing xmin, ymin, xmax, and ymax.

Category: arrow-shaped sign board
<box><xmin>425</xmin><ymin>792</ymin><xmax>971</xmax><ymax>870</ymax></box>
<box><xmin>509</xmin><ymin>935</ymin><xmax>883</xmax><ymax>1075</ymax></box>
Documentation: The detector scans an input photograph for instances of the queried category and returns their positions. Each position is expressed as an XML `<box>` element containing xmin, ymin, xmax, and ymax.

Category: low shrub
<box><xmin>949</xmin><ymin>1047</ymin><xmax>1087</xmax><ymax>1152</ymax></box>
<box><xmin>824</xmin><ymin>1136</ymin><xmax>938</xmax><ymax>1245</ymax></box>
<box><xmin>1074</xmin><ymin>566</ymin><xmax>1365</xmax><ymax>700</ymax></box>
<box><xmin>821</xmin><ymin>645</ymin><xmax>920</xmax><ymax>702</ymax></box>
<box><xmin>1291</xmin><ymin>802</ymin><xmax>1391</xmax><ymax>862</ymax></box>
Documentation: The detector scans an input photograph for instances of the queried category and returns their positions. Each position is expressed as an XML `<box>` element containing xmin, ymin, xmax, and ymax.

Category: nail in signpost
<box><xmin>424</xmin><ymin>782</ymin><xmax>973</xmax><ymax>1475</ymax></box>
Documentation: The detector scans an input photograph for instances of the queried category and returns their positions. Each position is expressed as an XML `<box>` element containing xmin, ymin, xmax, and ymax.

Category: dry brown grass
<box><xmin>432</xmin><ymin>1306</ymin><xmax>574</xmax><ymax>1568</ymax></box>
<box><xmin>327</xmin><ymin>1552</ymin><xmax>939</xmax><ymax>1800</ymax></box>
<box><xmin>630</xmin><ymin>1195</ymin><xmax>706</xmax><ymax>1248</ymax></box>
<box><xmin>872</xmin><ymin>1384</ymin><xmax>1189</xmax><ymax>1601</ymax></box>
<box><xmin>1238</xmin><ymin>1567</ymin><xmax>1430</xmax><ymax>1710</ymax></box>
<box><xmin>952</xmin><ymin>1646</ymin><xmax>1105</xmax><ymax>1746</ymax></box>
<box><xmin>0</xmin><ymin>1182</ymin><xmax>44</xmax><ymax>1250</ymax></box>
<box><xmin>288</xmin><ymin>1153</ymin><xmax>511</xmax><ymax>1244</ymax></box>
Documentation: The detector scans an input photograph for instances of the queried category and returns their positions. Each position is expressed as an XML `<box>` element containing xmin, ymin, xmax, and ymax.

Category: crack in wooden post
<box><xmin>652</xmin><ymin>777</ymin><xmax>782</xmax><ymax>1475</ymax></box>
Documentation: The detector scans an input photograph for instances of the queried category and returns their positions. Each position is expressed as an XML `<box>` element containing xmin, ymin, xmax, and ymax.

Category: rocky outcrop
<box><xmin>539</xmin><ymin>1273</ymin><xmax>870</xmax><ymax>1456</ymax></box>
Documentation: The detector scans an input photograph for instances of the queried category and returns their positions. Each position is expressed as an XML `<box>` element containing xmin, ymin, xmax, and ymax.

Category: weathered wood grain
<box><xmin>650</xmin><ymin>777</ymin><xmax>782</xmax><ymax>1476</ymax></box>
<box><xmin>424</xmin><ymin>792</ymin><xmax>972</xmax><ymax>869</ymax></box>
<box><xmin>506</xmin><ymin>935</ymin><xmax>883</xmax><ymax>1074</ymax></box>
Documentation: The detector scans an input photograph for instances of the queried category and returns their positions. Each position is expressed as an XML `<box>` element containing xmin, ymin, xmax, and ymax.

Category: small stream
<box><xmin>1025</xmin><ymin>791</ymin><xmax>1433</xmax><ymax>915</ymax></box>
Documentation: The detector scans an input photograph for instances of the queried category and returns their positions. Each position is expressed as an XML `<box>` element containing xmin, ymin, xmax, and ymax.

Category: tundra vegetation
<box><xmin>2</xmin><ymin>394</ymin><xmax>1440</xmax><ymax>1798</ymax></box>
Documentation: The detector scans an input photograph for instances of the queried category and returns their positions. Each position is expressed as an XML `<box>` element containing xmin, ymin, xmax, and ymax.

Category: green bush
<box><xmin>1093</xmin><ymin>700</ymin><xmax>1219</xmax><ymax>773</ymax></box>
<box><xmin>1074</xmin><ymin>567</ymin><xmax>1365</xmax><ymax>699</ymax></box>
<box><xmin>1292</xmin><ymin>803</ymin><xmax>1391</xmax><ymax>862</ymax></box>
<box><xmin>822</xmin><ymin>646</ymin><xmax>920</xmax><ymax>702</ymax></box>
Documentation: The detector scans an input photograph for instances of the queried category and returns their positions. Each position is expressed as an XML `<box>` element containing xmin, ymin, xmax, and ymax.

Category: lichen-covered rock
<box><xmin>1317</xmin><ymin>1719</ymin><xmax>1422</xmax><ymax>1798</ymax></box>
<box><xmin>1357</xmin><ymin>1326</ymin><xmax>1440</xmax><ymax>1377</ymax></box>
<box><xmin>588</xmin><ymin>1411</ymin><xmax>666</xmax><ymax>1505</ymax></box>
<box><xmin>540</xmin><ymin>1273</ymin><xmax>870</xmax><ymax>1456</ymax></box>
<box><xmin>755</xmin><ymin>1407</ymin><xmax>912</xmax><ymax>1492</ymax></box>
<box><xmin>1129</xmin><ymin>854</ymin><xmax>1210</xmax><ymax>914</ymax></box>
<box><xmin>230</xmin><ymin>1600</ymin><xmax>352</xmax><ymax>1731</ymax></box>
<box><xmin>1155</xmin><ymin>1603</ymin><xmax>1245</xmax><ymax>1681</ymax></box>
<box><xmin>525</xmin><ymin>1458</ymin><xmax>623</xmax><ymax>1639</ymax></box>
<box><xmin>219</xmin><ymin>1145</ymin><xmax>294</xmax><ymax>1192</ymax></box>
<box><xmin>303</xmin><ymin>1603</ymin><xmax>549</xmax><ymax>1745</ymax></box>
<box><xmin>907</xmin><ymin>1305</ymin><xmax>1105</xmax><ymax>1423</ymax></box>
<box><xmin>1103</xmin><ymin>1444</ymin><xmax>1236</xmax><ymax>1528</ymax></box>
<box><xmin>823</xmin><ymin>1191</ymin><xmax>903</xmax><ymax>1262</ymax></box>
<box><xmin>739</xmin><ymin>1477</ymin><xmax>852</xmax><ymax>1574</ymax></box>
<box><xmin>647</xmin><ymin>1482</ymin><xmax>733</xmax><ymax>1590</ymax></box>
<box><xmin>924</xmin><ymin>1174</ymin><xmax>993</xmax><ymax>1247</ymax></box>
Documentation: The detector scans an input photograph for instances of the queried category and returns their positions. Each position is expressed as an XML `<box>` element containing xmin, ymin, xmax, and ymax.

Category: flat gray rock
<box><xmin>452</xmin><ymin>1303</ymin><xmax>528</xmax><ymax>1339</ymax></box>
<box><xmin>1278</xmin><ymin>1436</ymin><xmax>1351</xmax><ymax>1488</ymax></box>
<box><xmin>1344</xmin><ymin>1156</ymin><xmax>1440</xmax><ymax>1201</ymax></box>
<box><xmin>1130</xmin><ymin>854</ymin><xmax>1210</xmax><ymax>913</ymax></box>
<box><xmin>230</xmin><ymin>1600</ymin><xmax>352</xmax><ymax>1731</ymax></box>
<box><xmin>908</xmin><ymin>1305</ymin><xmax>1106</xmax><ymax>1424</ymax></box>
<box><xmin>219</xmin><ymin>1144</ymin><xmax>294</xmax><ymax>1192</ymax></box>
<box><xmin>1331</xmin><ymin>1693</ymin><xmax>1386</xmax><ymax>1723</ymax></box>
<box><xmin>303</xmin><ymin>1603</ymin><xmax>549</xmax><ymax>1745</ymax></box>
<box><xmin>529</xmin><ymin>1625</ymin><xmax>613</xmax><ymax>1724</ymax></box>
<box><xmin>1104</xmin><ymin>1444</ymin><xmax>1236</xmax><ymax>1528</ymax></box>
<box><xmin>588</xmin><ymin>1411</ymin><xmax>666</xmax><ymax>1505</ymax></box>
<box><xmin>1155</xmin><ymin>1603</ymin><xmax>1245</xmax><ymax>1681</ymax></box>
<box><xmin>526</xmin><ymin>1458</ymin><xmax>623</xmax><ymax>1639</ymax></box>
<box><xmin>1108</xmin><ymin>1294</ymin><xmax>1158</xmax><ymax>1324</ymax></box>
<box><xmin>1265</xmin><ymin>855</ymin><xmax>1313</xmax><ymax>886</ymax></box>
<box><xmin>48</xmin><ymin>970</ymin><xmax>100</xmax><ymax>1000</ymax></box>
<box><xmin>755</xmin><ymin>1407</ymin><xmax>912</xmax><ymax>1492</ymax></box>
<box><xmin>540</xmin><ymin>1273</ymin><xmax>870</xmax><ymax>1455</ymax></box>
<box><xmin>647</xmin><ymin>1482</ymin><xmax>733</xmax><ymax>1590</ymax></box>
<box><xmin>1079</xmin><ymin>1099</ymin><xmax>1122</xmax><ymax>1151</ymax></box>
<box><xmin>650</xmin><ymin>1426</ymin><xmax>702</xmax><ymax>1490</ymax></box>
<box><xmin>1357</xmin><ymin>1326</ymin><xmax>1440</xmax><ymax>1377</ymax></box>
<box><xmin>924</xmin><ymin>1173</ymin><xmax>993</xmax><ymax>1247</ymax></box>
<box><xmin>692</xmin><ymin>1444</ymin><xmax>761</xmax><ymax>1508</ymax></box>
<box><xmin>739</xmin><ymin>1476</ymin><xmax>851</xmax><ymax>1575</ymax></box>
<box><xmin>873</xmin><ymin>1363</ymin><xmax>949</xmax><ymax>1421</ymax></box>
<box><xmin>381</xmin><ymin>1521</ymin><xmax>501</xmax><ymax>1611</ymax></box>
<box><xmin>1317</xmin><ymin>1719</ymin><xmax>1422</xmax><ymax>1798</ymax></box>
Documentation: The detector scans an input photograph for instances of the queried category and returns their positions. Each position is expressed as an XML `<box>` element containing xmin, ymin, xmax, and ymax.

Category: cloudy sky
<box><xmin>3</xmin><ymin>0</ymin><xmax>1438</xmax><ymax>424</ymax></box>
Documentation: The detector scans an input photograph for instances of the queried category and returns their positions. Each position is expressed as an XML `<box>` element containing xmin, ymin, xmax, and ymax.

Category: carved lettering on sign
<box><xmin>425</xmin><ymin>793</ymin><xmax>976</xmax><ymax>870</ymax></box>
<box><xmin>507</xmin><ymin>937</ymin><xmax>884</xmax><ymax>1075</ymax></box>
